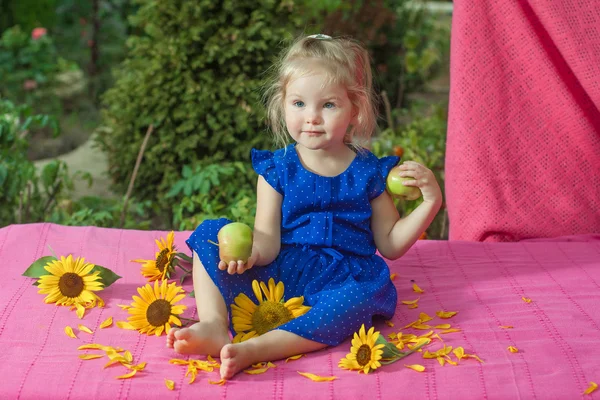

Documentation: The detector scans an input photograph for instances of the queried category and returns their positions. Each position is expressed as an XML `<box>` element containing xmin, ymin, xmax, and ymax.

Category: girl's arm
<box><xmin>251</xmin><ymin>175</ymin><xmax>283</xmax><ymax>266</ymax></box>
<box><xmin>371</xmin><ymin>162</ymin><xmax>442</xmax><ymax>260</ymax></box>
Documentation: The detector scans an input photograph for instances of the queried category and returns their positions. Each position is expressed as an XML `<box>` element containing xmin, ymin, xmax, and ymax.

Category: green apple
<box><xmin>386</xmin><ymin>166</ymin><xmax>421</xmax><ymax>200</ymax></box>
<box><xmin>216</xmin><ymin>222</ymin><xmax>253</xmax><ymax>263</ymax></box>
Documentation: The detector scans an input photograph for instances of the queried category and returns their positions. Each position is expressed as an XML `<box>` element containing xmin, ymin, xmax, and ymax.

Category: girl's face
<box><xmin>284</xmin><ymin>71</ymin><xmax>355</xmax><ymax>152</ymax></box>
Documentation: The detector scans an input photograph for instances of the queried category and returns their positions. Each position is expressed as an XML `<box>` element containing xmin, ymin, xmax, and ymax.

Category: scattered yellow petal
<box><xmin>390</xmin><ymin>273</ymin><xmax>397</xmax><ymax>280</ymax></box>
<box><xmin>267</xmin><ymin>362</ymin><xmax>277</xmax><ymax>368</ymax></box>
<box><xmin>99</xmin><ymin>317</ymin><xmax>113</xmax><ymax>329</ymax></box>
<box><xmin>244</xmin><ymin>367</ymin><xmax>270</xmax><ymax>375</ymax></box>
<box><xmin>388</xmin><ymin>332</ymin><xmax>397</xmax><ymax>340</ymax></box>
<box><xmin>405</xmin><ymin>364</ymin><xmax>425</xmax><ymax>372</ymax></box>
<box><xmin>402</xmin><ymin>319</ymin><xmax>421</xmax><ymax>329</ymax></box>
<box><xmin>251</xmin><ymin>362</ymin><xmax>267</xmax><ymax>369</ymax></box>
<box><xmin>125</xmin><ymin>362</ymin><xmax>146</xmax><ymax>371</ymax></box>
<box><xmin>118</xmin><ymin>304</ymin><xmax>131</xmax><ymax>310</ymax></box>
<box><xmin>434</xmin><ymin>324</ymin><xmax>451</xmax><ymax>329</ymax></box>
<box><xmin>412</xmin><ymin>324</ymin><xmax>432</xmax><ymax>330</ymax></box>
<box><xmin>78</xmin><ymin>324</ymin><xmax>94</xmax><ymax>334</ymax></box>
<box><xmin>165</xmin><ymin>379</ymin><xmax>175</xmax><ymax>390</ymax></box>
<box><xmin>385</xmin><ymin>320</ymin><xmax>395</xmax><ymax>327</ymax></box>
<box><xmin>116</xmin><ymin>321</ymin><xmax>136</xmax><ymax>330</ymax></box>
<box><xmin>522</xmin><ymin>297</ymin><xmax>532</xmax><ymax>303</ymax></box>
<box><xmin>75</xmin><ymin>303</ymin><xmax>86</xmax><ymax>319</ymax></box>
<box><xmin>408</xmin><ymin>304</ymin><xmax>419</xmax><ymax>309</ymax></box>
<box><xmin>419</xmin><ymin>312</ymin><xmax>433</xmax><ymax>323</ymax></box>
<box><xmin>464</xmin><ymin>354</ymin><xmax>484</xmax><ymax>363</ymax></box>
<box><xmin>169</xmin><ymin>359</ymin><xmax>189</xmax><ymax>365</ymax></box>
<box><xmin>412</xmin><ymin>283</ymin><xmax>424</xmax><ymax>294</ymax></box>
<box><xmin>499</xmin><ymin>325</ymin><xmax>513</xmax><ymax>329</ymax></box>
<box><xmin>584</xmin><ymin>382</ymin><xmax>598</xmax><ymax>395</ymax></box>
<box><xmin>508</xmin><ymin>346</ymin><xmax>519</xmax><ymax>353</ymax></box>
<box><xmin>116</xmin><ymin>369</ymin><xmax>137</xmax><ymax>379</ymax></box>
<box><xmin>440</xmin><ymin>328</ymin><xmax>461</xmax><ymax>334</ymax></box>
<box><xmin>436</xmin><ymin>311</ymin><xmax>458</xmax><ymax>319</ymax></box>
<box><xmin>437</xmin><ymin>357</ymin><xmax>446</xmax><ymax>366</ymax></box>
<box><xmin>65</xmin><ymin>326</ymin><xmax>77</xmax><ymax>339</ymax></box>
<box><xmin>417</xmin><ymin>331</ymin><xmax>434</xmax><ymax>339</ymax></box>
<box><xmin>401</xmin><ymin>298</ymin><xmax>420</xmax><ymax>305</ymax></box>
<box><xmin>453</xmin><ymin>347</ymin><xmax>465</xmax><ymax>360</ymax></box>
<box><xmin>209</xmin><ymin>379</ymin><xmax>226</xmax><ymax>386</ymax></box>
<box><xmin>444</xmin><ymin>357</ymin><xmax>458</xmax><ymax>366</ymax></box>
<box><xmin>79</xmin><ymin>354</ymin><xmax>103</xmax><ymax>360</ymax></box>
<box><xmin>297</xmin><ymin>371</ymin><xmax>337</xmax><ymax>382</ymax></box>
<box><xmin>123</xmin><ymin>351</ymin><xmax>133</xmax><ymax>363</ymax></box>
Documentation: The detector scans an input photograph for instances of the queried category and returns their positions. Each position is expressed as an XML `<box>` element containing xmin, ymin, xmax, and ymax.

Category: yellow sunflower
<box><xmin>338</xmin><ymin>324</ymin><xmax>385</xmax><ymax>374</ymax></box>
<box><xmin>231</xmin><ymin>278</ymin><xmax>311</xmax><ymax>341</ymax></box>
<box><xmin>37</xmin><ymin>255</ymin><xmax>104</xmax><ymax>306</ymax></box>
<box><xmin>131</xmin><ymin>231</ymin><xmax>176</xmax><ymax>281</ymax></box>
<box><xmin>127</xmin><ymin>280</ymin><xmax>187</xmax><ymax>336</ymax></box>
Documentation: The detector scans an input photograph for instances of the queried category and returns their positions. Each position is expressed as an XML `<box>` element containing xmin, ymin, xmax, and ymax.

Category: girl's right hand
<box><xmin>218</xmin><ymin>248</ymin><xmax>260</xmax><ymax>275</ymax></box>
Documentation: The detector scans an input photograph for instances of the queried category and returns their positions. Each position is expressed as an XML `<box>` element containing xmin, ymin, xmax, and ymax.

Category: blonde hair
<box><xmin>264</xmin><ymin>35</ymin><xmax>377</xmax><ymax>151</ymax></box>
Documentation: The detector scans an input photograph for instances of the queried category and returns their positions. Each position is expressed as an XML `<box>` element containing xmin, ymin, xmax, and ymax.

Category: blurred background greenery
<box><xmin>0</xmin><ymin>0</ymin><xmax>452</xmax><ymax>239</ymax></box>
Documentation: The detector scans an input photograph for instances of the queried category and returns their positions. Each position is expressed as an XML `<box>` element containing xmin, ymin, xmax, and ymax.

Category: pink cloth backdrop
<box><xmin>445</xmin><ymin>0</ymin><xmax>600</xmax><ymax>241</ymax></box>
<box><xmin>1</xmin><ymin>223</ymin><xmax>599</xmax><ymax>399</ymax></box>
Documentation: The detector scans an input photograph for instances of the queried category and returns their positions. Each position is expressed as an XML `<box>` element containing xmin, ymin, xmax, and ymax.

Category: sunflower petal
<box><xmin>165</xmin><ymin>379</ymin><xmax>175</xmax><ymax>390</ymax></box>
<box><xmin>79</xmin><ymin>354</ymin><xmax>103</xmax><ymax>360</ymax></box>
<box><xmin>78</xmin><ymin>324</ymin><xmax>93</xmax><ymax>334</ymax></box>
<box><xmin>116</xmin><ymin>369</ymin><xmax>137</xmax><ymax>379</ymax></box>
<box><xmin>297</xmin><ymin>371</ymin><xmax>337</xmax><ymax>382</ymax></box>
<box><xmin>65</xmin><ymin>326</ymin><xmax>77</xmax><ymax>339</ymax></box>
<box><xmin>100</xmin><ymin>317</ymin><xmax>113</xmax><ymax>329</ymax></box>
<box><xmin>405</xmin><ymin>364</ymin><xmax>426</xmax><ymax>372</ymax></box>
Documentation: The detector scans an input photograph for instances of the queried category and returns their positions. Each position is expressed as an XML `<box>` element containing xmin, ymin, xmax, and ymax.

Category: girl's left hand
<box><xmin>397</xmin><ymin>161</ymin><xmax>442</xmax><ymax>204</ymax></box>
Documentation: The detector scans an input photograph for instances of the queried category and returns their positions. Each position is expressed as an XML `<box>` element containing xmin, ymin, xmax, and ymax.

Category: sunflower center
<box><xmin>155</xmin><ymin>249</ymin><xmax>170</xmax><ymax>272</ymax></box>
<box><xmin>251</xmin><ymin>301</ymin><xmax>293</xmax><ymax>335</ymax></box>
<box><xmin>356</xmin><ymin>345</ymin><xmax>372</xmax><ymax>367</ymax></box>
<box><xmin>58</xmin><ymin>272</ymin><xmax>84</xmax><ymax>298</ymax></box>
<box><xmin>146</xmin><ymin>299</ymin><xmax>172</xmax><ymax>327</ymax></box>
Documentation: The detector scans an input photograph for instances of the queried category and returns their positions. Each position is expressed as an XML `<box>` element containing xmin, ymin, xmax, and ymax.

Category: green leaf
<box><xmin>176</xmin><ymin>252</ymin><xmax>193</xmax><ymax>263</ymax></box>
<box><xmin>91</xmin><ymin>265</ymin><xmax>122</xmax><ymax>287</ymax></box>
<box><xmin>188</xmin><ymin>290</ymin><xmax>195</xmax><ymax>298</ymax></box>
<box><xmin>22</xmin><ymin>256</ymin><xmax>57</xmax><ymax>278</ymax></box>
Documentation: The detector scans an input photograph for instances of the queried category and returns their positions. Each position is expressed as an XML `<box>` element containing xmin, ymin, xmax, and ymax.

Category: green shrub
<box><xmin>371</xmin><ymin>103</ymin><xmax>448</xmax><ymax>239</ymax></box>
<box><xmin>0</xmin><ymin>26</ymin><xmax>85</xmax><ymax>113</ymax></box>
<box><xmin>97</xmin><ymin>0</ymin><xmax>305</xmax><ymax>213</ymax></box>
<box><xmin>0</xmin><ymin>98</ymin><xmax>71</xmax><ymax>226</ymax></box>
<box><xmin>168</xmin><ymin>161</ymin><xmax>257</xmax><ymax>230</ymax></box>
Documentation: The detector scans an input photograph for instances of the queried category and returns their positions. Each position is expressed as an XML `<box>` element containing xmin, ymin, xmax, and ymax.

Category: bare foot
<box><xmin>167</xmin><ymin>320</ymin><xmax>230</xmax><ymax>357</ymax></box>
<box><xmin>220</xmin><ymin>342</ymin><xmax>257</xmax><ymax>379</ymax></box>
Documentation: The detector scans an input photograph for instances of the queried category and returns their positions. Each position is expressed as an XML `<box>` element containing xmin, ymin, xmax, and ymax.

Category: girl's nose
<box><xmin>306</xmin><ymin>109</ymin><xmax>322</xmax><ymax>124</ymax></box>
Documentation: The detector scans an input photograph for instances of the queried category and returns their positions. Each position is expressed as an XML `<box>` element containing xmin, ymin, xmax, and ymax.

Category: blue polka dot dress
<box><xmin>185</xmin><ymin>144</ymin><xmax>400</xmax><ymax>346</ymax></box>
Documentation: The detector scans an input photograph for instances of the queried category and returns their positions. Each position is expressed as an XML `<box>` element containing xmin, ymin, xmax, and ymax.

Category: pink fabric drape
<box><xmin>445</xmin><ymin>0</ymin><xmax>600</xmax><ymax>241</ymax></box>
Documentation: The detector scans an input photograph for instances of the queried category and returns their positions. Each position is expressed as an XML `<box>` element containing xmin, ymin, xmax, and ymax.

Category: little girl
<box><xmin>167</xmin><ymin>34</ymin><xmax>442</xmax><ymax>379</ymax></box>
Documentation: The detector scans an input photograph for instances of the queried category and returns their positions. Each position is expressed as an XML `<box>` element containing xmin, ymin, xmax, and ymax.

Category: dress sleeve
<box><xmin>251</xmin><ymin>148</ymin><xmax>283</xmax><ymax>194</ymax></box>
<box><xmin>368</xmin><ymin>155</ymin><xmax>400</xmax><ymax>200</ymax></box>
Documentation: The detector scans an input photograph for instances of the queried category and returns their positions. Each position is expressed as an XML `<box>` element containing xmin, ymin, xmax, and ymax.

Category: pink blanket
<box><xmin>1</xmin><ymin>223</ymin><xmax>599</xmax><ymax>399</ymax></box>
<box><xmin>445</xmin><ymin>0</ymin><xmax>600</xmax><ymax>241</ymax></box>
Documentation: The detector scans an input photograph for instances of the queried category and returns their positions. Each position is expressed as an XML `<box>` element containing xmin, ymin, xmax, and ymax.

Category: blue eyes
<box><xmin>292</xmin><ymin>101</ymin><xmax>336</xmax><ymax>109</ymax></box>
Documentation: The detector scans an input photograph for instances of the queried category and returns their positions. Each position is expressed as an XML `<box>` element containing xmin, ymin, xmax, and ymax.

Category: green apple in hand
<box><xmin>213</xmin><ymin>222</ymin><xmax>253</xmax><ymax>264</ymax></box>
<box><xmin>386</xmin><ymin>165</ymin><xmax>421</xmax><ymax>200</ymax></box>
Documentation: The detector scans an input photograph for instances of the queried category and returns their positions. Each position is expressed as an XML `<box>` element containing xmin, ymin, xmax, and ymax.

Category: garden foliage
<box><xmin>97</xmin><ymin>0</ymin><xmax>305</xmax><ymax>210</ymax></box>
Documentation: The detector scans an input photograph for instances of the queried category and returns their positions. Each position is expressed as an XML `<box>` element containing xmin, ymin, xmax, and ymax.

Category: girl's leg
<box><xmin>220</xmin><ymin>330</ymin><xmax>327</xmax><ymax>379</ymax></box>
<box><xmin>166</xmin><ymin>252</ymin><xmax>231</xmax><ymax>357</ymax></box>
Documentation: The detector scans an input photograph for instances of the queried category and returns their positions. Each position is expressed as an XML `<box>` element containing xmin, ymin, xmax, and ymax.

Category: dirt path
<box><xmin>34</xmin><ymin>135</ymin><xmax>115</xmax><ymax>199</ymax></box>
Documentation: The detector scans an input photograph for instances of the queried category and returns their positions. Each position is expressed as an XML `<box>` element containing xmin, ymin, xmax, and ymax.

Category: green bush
<box><xmin>371</xmin><ymin>103</ymin><xmax>448</xmax><ymax>239</ymax></box>
<box><xmin>0</xmin><ymin>26</ymin><xmax>85</xmax><ymax>113</ymax></box>
<box><xmin>0</xmin><ymin>98</ymin><xmax>70</xmax><ymax>226</ymax></box>
<box><xmin>168</xmin><ymin>161</ymin><xmax>257</xmax><ymax>230</ymax></box>
<box><xmin>0</xmin><ymin>0</ymin><xmax>57</xmax><ymax>34</ymax></box>
<box><xmin>97</xmin><ymin>0</ymin><xmax>305</xmax><ymax>213</ymax></box>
